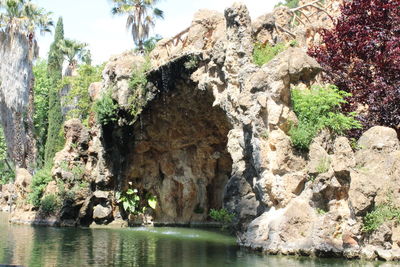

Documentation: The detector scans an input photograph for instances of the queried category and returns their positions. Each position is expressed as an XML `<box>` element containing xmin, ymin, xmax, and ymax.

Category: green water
<box><xmin>0</xmin><ymin>213</ymin><xmax>396</xmax><ymax>267</ymax></box>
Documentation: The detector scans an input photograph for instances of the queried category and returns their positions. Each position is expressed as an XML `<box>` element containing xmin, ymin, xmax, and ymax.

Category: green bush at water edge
<box><xmin>209</xmin><ymin>208</ymin><xmax>235</xmax><ymax>229</ymax></box>
<box><xmin>28</xmin><ymin>167</ymin><xmax>53</xmax><ymax>208</ymax></box>
<box><xmin>40</xmin><ymin>194</ymin><xmax>60</xmax><ymax>215</ymax></box>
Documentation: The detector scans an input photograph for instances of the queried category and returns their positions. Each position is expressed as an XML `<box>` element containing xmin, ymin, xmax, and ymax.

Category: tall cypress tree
<box><xmin>44</xmin><ymin>17</ymin><xmax>65</xmax><ymax>165</ymax></box>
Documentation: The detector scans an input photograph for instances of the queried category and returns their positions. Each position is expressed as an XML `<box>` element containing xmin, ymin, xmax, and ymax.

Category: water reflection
<box><xmin>0</xmin><ymin>213</ymin><xmax>398</xmax><ymax>267</ymax></box>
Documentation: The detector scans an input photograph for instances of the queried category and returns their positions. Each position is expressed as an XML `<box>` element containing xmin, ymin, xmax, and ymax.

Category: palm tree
<box><xmin>57</xmin><ymin>39</ymin><xmax>91</xmax><ymax>118</ymax></box>
<box><xmin>0</xmin><ymin>0</ymin><xmax>52</xmax><ymax>169</ymax></box>
<box><xmin>0</xmin><ymin>0</ymin><xmax>53</xmax><ymax>37</ymax></box>
<box><xmin>57</xmin><ymin>39</ymin><xmax>91</xmax><ymax>69</ymax></box>
<box><xmin>110</xmin><ymin>0</ymin><xmax>164</xmax><ymax>51</ymax></box>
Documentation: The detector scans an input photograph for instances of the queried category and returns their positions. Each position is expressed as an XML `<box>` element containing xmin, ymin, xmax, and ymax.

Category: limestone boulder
<box><xmin>252</xmin><ymin>13</ymin><xmax>275</xmax><ymax>44</ymax></box>
<box><xmin>256</xmin><ymin>171</ymin><xmax>307</xmax><ymax>208</ymax></box>
<box><xmin>308</xmin><ymin>142</ymin><xmax>330</xmax><ymax>174</ymax></box>
<box><xmin>93</xmin><ymin>204</ymin><xmax>113</xmax><ymax>224</ymax></box>
<box><xmin>13</xmin><ymin>168</ymin><xmax>33</xmax><ymax>211</ymax></box>
<box><xmin>88</xmin><ymin>82</ymin><xmax>103</xmax><ymax>101</ymax></box>
<box><xmin>242</xmin><ymin>196</ymin><xmax>317</xmax><ymax>253</ymax></box>
<box><xmin>358</xmin><ymin>126</ymin><xmax>399</xmax><ymax>152</ymax></box>
<box><xmin>150</xmin><ymin>9</ymin><xmax>226</xmax><ymax>68</ymax></box>
<box><xmin>52</xmin><ymin>119</ymin><xmax>91</xmax><ymax>191</ymax></box>
<box><xmin>102</xmin><ymin>51</ymin><xmax>146</xmax><ymax>107</ymax></box>
<box><xmin>349</xmin><ymin>126</ymin><xmax>400</xmax><ymax>215</ymax></box>
<box><xmin>331</xmin><ymin>137</ymin><xmax>355</xmax><ymax>177</ymax></box>
<box><xmin>267</xmin><ymin>130</ymin><xmax>306</xmax><ymax>175</ymax></box>
<box><xmin>0</xmin><ymin>183</ymin><xmax>16</xmax><ymax>211</ymax></box>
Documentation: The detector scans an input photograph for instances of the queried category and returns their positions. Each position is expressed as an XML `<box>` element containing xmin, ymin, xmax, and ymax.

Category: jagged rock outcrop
<box><xmin>0</xmin><ymin>31</ymin><xmax>37</xmax><ymax>170</ymax></box>
<box><xmin>242</xmin><ymin>126</ymin><xmax>400</xmax><ymax>260</ymax></box>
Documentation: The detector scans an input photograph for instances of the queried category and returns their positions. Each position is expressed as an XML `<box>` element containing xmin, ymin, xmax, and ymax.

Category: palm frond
<box><xmin>153</xmin><ymin>8</ymin><xmax>163</xmax><ymax>19</ymax></box>
<box><xmin>110</xmin><ymin>0</ymin><xmax>164</xmax><ymax>50</ymax></box>
<box><xmin>126</xmin><ymin>14</ymin><xmax>133</xmax><ymax>30</ymax></box>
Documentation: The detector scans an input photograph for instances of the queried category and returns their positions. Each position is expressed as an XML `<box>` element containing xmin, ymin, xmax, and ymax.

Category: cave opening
<box><xmin>124</xmin><ymin>79</ymin><xmax>233</xmax><ymax>224</ymax></box>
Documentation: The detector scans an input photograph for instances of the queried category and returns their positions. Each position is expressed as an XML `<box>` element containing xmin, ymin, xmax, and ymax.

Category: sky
<box><xmin>34</xmin><ymin>0</ymin><xmax>281</xmax><ymax>64</ymax></box>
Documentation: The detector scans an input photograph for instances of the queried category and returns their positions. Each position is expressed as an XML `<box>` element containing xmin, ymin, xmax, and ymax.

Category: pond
<box><xmin>0</xmin><ymin>212</ymin><xmax>395</xmax><ymax>267</ymax></box>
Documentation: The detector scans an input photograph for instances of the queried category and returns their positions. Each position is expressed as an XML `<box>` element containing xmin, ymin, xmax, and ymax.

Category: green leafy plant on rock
<box><xmin>93</xmin><ymin>90</ymin><xmax>119</xmax><ymax>125</ymax></box>
<box><xmin>289</xmin><ymin>84</ymin><xmax>362</xmax><ymax>150</ymax></box>
<box><xmin>184</xmin><ymin>55</ymin><xmax>199</xmax><ymax>70</ymax></box>
<box><xmin>209</xmin><ymin>208</ymin><xmax>235</xmax><ymax>229</ymax></box>
<box><xmin>116</xmin><ymin>189</ymin><xmax>157</xmax><ymax>215</ymax></box>
<box><xmin>116</xmin><ymin>189</ymin><xmax>141</xmax><ymax>215</ymax></box>
<box><xmin>316</xmin><ymin>157</ymin><xmax>330</xmax><ymax>174</ymax></box>
<box><xmin>128</xmin><ymin>58</ymin><xmax>151</xmax><ymax>123</ymax></box>
<box><xmin>147</xmin><ymin>193</ymin><xmax>157</xmax><ymax>210</ymax></box>
<box><xmin>363</xmin><ymin>194</ymin><xmax>400</xmax><ymax>233</ymax></box>
<box><xmin>253</xmin><ymin>42</ymin><xmax>286</xmax><ymax>66</ymax></box>
<box><xmin>316</xmin><ymin>208</ymin><xmax>327</xmax><ymax>215</ymax></box>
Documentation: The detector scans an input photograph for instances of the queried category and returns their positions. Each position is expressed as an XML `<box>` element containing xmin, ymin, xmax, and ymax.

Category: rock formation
<box><xmin>4</xmin><ymin>1</ymin><xmax>400</xmax><ymax>261</ymax></box>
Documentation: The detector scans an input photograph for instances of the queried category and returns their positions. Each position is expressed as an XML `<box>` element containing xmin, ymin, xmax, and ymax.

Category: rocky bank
<box><xmin>1</xmin><ymin>1</ymin><xmax>400</xmax><ymax>261</ymax></box>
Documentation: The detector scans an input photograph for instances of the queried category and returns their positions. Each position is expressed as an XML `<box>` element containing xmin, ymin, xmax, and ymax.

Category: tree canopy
<box><xmin>58</xmin><ymin>39</ymin><xmax>91</xmax><ymax>67</ymax></box>
<box><xmin>0</xmin><ymin>0</ymin><xmax>53</xmax><ymax>38</ymax></box>
<box><xmin>308</xmin><ymin>0</ymin><xmax>400</xmax><ymax>137</ymax></box>
<box><xmin>44</xmin><ymin>17</ymin><xmax>65</xmax><ymax>165</ymax></box>
<box><xmin>110</xmin><ymin>0</ymin><xmax>164</xmax><ymax>51</ymax></box>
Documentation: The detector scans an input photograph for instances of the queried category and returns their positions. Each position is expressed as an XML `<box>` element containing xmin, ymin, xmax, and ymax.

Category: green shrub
<box><xmin>116</xmin><ymin>189</ymin><xmax>141</xmax><ymax>215</ymax></box>
<box><xmin>289</xmin><ymin>123</ymin><xmax>317</xmax><ymax>150</ymax></box>
<box><xmin>29</xmin><ymin>167</ymin><xmax>53</xmax><ymax>208</ymax></box>
<box><xmin>363</xmin><ymin>205</ymin><xmax>400</xmax><ymax>233</ymax></box>
<box><xmin>40</xmin><ymin>194</ymin><xmax>59</xmax><ymax>215</ymax></box>
<box><xmin>316</xmin><ymin>157</ymin><xmax>330</xmax><ymax>174</ymax></box>
<box><xmin>184</xmin><ymin>55</ymin><xmax>199</xmax><ymax>70</ymax></box>
<box><xmin>253</xmin><ymin>42</ymin><xmax>286</xmax><ymax>66</ymax></box>
<box><xmin>129</xmin><ymin>59</ymin><xmax>150</xmax><ymax>91</ymax></box>
<box><xmin>147</xmin><ymin>193</ymin><xmax>157</xmax><ymax>210</ymax></box>
<box><xmin>209</xmin><ymin>208</ymin><xmax>235</xmax><ymax>229</ymax></box>
<box><xmin>289</xmin><ymin>84</ymin><xmax>362</xmax><ymax>150</ymax></box>
<box><xmin>93</xmin><ymin>91</ymin><xmax>119</xmax><ymax>125</ymax></box>
<box><xmin>128</xmin><ymin>58</ymin><xmax>151</xmax><ymax>122</ymax></box>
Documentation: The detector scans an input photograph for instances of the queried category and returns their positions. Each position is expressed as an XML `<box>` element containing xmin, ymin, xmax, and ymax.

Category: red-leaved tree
<box><xmin>308</xmin><ymin>0</ymin><xmax>400</xmax><ymax>137</ymax></box>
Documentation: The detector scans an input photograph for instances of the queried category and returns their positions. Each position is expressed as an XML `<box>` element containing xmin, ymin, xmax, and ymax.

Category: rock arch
<box><xmin>121</xmin><ymin>76</ymin><xmax>232</xmax><ymax>224</ymax></box>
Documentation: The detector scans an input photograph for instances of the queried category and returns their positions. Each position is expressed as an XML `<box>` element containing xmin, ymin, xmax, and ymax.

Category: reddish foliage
<box><xmin>308</xmin><ymin>0</ymin><xmax>400</xmax><ymax>137</ymax></box>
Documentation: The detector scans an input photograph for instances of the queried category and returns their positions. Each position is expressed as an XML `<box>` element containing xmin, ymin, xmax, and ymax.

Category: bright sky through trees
<box><xmin>33</xmin><ymin>0</ymin><xmax>280</xmax><ymax>64</ymax></box>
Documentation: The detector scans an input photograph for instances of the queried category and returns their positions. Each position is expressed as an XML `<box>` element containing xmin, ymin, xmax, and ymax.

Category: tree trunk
<box><xmin>0</xmin><ymin>31</ymin><xmax>37</xmax><ymax>172</ymax></box>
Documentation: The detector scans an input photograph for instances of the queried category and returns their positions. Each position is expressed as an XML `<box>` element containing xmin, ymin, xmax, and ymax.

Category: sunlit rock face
<box><xmin>0</xmin><ymin>31</ymin><xmax>36</xmax><ymax>170</ymax></box>
<box><xmin>124</xmin><ymin>81</ymin><xmax>232</xmax><ymax>223</ymax></box>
